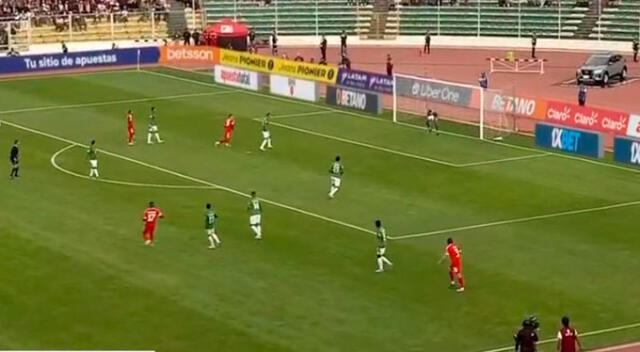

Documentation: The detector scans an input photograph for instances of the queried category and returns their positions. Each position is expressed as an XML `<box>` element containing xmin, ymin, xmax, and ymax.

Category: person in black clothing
<box><xmin>386</xmin><ymin>54</ymin><xmax>393</xmax><ymax>76</ymax></box>
<box><xmin>9</xmin><ymin>139</ymin><xmax>19</xmax><ymax>179</ymax></box>
<box><xmin>514</xmin><ymin>316</ymin><xmax>539</xmax><ymax>352</ymax></box>
<box><xmin>192</xmin><ymin>29</ymin><xmax>201</xmax><ymax>45</ymax></box>
<box><xmin>61</xmin><ymin>41</ymin><xmax>68</xmax><ymax>54</ymax></box>
<box><xmin>578</xmin><ymin>84</ymin><xmax>587</xmax><ymax>106</ymax></box>
<box><xmin>341</xmin><ymin>54</ymin><xmax>351</xmax><ymax>69</ymax></box>
<box><xmin>423</xmin><ymin>30</ymin><xmax>431</xmax><ymax>54</ymax></box>
<box><xmin>531</xmin><ymin>32</ymin><xmax>537</xmax><ymax>59</ymax></box>
<box><xmin>320</xmin><ymin>34</ymin><xmax>327</xmax><ymax>61</ymax></box>
<box><xmin>183</xmin><ymin>29</ymin><xmax>192</xmax><ymax>45</ymax></box>
<box><xmin>248</xmin><ymin>29</ymin><xmax>256</xmax><ymax>50</ymax></box>
<box><xmin>633</xmin><ymin>38</ymin><xmax>639</xmax><ymax>62</ymax></box>
<box><xmin>271</xmin><ymin>30</ymin><xmax>278</xmax><ymax>55</ymax></box>
<box><xmin>340</xmin><ymin>30</ymin><xmax>347</xmax><ymax>56</ymax></box>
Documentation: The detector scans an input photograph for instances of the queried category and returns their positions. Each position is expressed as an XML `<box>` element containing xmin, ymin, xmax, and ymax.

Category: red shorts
<box><xmin>128</xmin><ymin>128</ymin><xmax>134</xmax><ymax>135</ymax></box>
<box><xmin>450</xmin><ymin>263</ymin><xmax>462</xmax><ymax>274</ymax></box>
<box><xmin>143</xmin><ymin>223</ymin><xmax>156</xmax><ymax>241</ymax></box>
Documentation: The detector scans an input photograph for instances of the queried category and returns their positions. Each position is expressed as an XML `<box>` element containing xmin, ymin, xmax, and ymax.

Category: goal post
<box><xmin>391</xmin><ymin>73</ymin><xmax>515</xmax><ymax>140</ymax></box>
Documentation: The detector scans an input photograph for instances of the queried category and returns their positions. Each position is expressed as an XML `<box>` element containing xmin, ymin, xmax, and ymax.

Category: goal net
<box><xmin>392</xmin><ymin>73</ymin><xmax>516</xmax><ymax>140</ymax></box>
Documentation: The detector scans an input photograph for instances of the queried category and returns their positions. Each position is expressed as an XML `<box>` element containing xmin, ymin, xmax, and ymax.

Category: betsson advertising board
<box><xmin>214</xmin><ymin>65</ymin><xmax>260</xmax><ymax>91</ymax></box>
<box><xmin>269</xmin><ymin>74</ymin><xmax>319</xmax><ymax>102</ymax></box>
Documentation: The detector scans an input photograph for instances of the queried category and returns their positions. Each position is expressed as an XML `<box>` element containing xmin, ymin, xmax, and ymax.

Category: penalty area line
<box><xmin>392</xmin><ymin>199</ymin><xmax>640</xmax><ymax>240</ymax></box>
<box><xmin>475</xmin><ymin>321</ymin><xmax>640</xmax><ymax>352</ymax></box>
<box><xmin>51</xmin><ymin>144</ymin><xmax>219</xmax><ymax>190</ymax></box>
<box><xmin>3</xmin><ymin>120</ymin><xmax>375</xmax><ymax>237</ymax></box>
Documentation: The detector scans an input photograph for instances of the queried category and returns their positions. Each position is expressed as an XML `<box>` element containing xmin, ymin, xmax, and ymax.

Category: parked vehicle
<box><xmin>576</xmin><ymin>52</ymin><xmax>627</xmax><ymax>87</ymax></box>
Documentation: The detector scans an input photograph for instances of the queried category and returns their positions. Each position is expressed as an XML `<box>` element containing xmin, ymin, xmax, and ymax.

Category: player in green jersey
<box><xmin>375</xmin><ymin>220</ymin><xmax>393</xmax><ymax>273</ymax></box>
<box><xmin>205</xmin><ymin>203</ymin><xmax>221</xmax><ymax>249</ymax></box>
<box><xmin>247</xmin><ymin>191</ymin><xmax>263</xmax><ymax>239</ymax></box>
<box><xmin>87</xmin><ymin>140</ymin><xmax>99</xmax><ymax>178</ymax></box>
<box><xmin>328</xmin><ymin>155</ymin><xmax>344</xmax><ymax>199</ymax></box>
<box><xmin>259</xmin><ymin>112</ymin><xmax>273</xmax><ymax>151</ymax></box>
<box><xmin>147</xmin><ymin>107</ymin><xmax>163</xmax><ymax>144</ymax></box>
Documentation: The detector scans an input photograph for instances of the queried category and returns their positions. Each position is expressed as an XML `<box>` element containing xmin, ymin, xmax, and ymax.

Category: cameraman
<box><xmin>515</xmin><ymin>316</ymin><xmax>539</xmax><ymax>352</ymax></box>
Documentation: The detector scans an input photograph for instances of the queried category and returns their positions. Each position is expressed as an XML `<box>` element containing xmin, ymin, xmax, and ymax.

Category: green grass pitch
<box><xmin>0</xmin><ymin>68</ymin><xmax>639</xmax><ymax>352</ymax></box>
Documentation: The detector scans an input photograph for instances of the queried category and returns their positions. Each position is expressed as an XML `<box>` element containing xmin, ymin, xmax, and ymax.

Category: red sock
<box><xmin>458</xmin><ymin>276</ymin><xmax>465</xmax><ymax>288</ymax></box>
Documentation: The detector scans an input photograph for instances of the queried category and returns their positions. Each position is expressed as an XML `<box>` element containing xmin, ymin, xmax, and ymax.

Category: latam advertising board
<box><xmin>214</xmin><ymin>65</ymin><xmax>259</xmax><ymax>91</ymax></box>
<box><xmin>336</xmin><ymin>68</ymin><xmax>393</xmax><ymax>95</ymax></box>
<box><xmin>0</xmin><ymin>47</ymin><xmax>159</xmax><ymax>75</ymax></box>
<box><xmin>326</xmin><ymin>86</ymin><xmax>383</xmax><ymax>114</ymax></box>
<box><xmin>395</xmin><ymin>76</ymin><xmax>475</xmax><ymax>108</ymax></box>
<box><xmin>159</xmin><ymin>45</ymin><xmax>218</xmax><ymax>64</ymax></box>
<box><xmin>269</xmin><ymin>74</ymin><xmax>319</xmax><ymax>102</ymax></box>
<box><xmin>545</xmin><ymin>101</ymin><xmax>629</xmax><ymax>136</ymax></box>
<box><xmin>613</xmin><ymin>136</ymin><xmax>640</xmax><ymax>167</ymax></box>
<box><xmin>535</xmin><ymin>123</ymin><xmax>604</xmax><ymax>158</ymax></box>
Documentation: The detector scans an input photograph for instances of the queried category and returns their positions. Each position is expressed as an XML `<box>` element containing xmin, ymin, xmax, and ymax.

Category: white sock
<box><xmin>94</xmin><ymin>169</ymin><xmax>99</xmax><ymax>177</ymax></box>
<box><xmin>155</xmin><ymin>133</ymin><xmax>162</xmax><ymax>142</ymax></box>
<box><xmin>256</xmin><ymin>225</ymin><xmax>262</xmax><ymax>238</ymax></box>
<box><xmin>382</xmin><ymin>256</ymin><xmax>392</xmax><ymax>266</ymax></box>
<box><xmin>208</xmin><ymin>236</ymin><xmax>216</xmax><ymax>247</ymax></box>
<box><xmin>251</xmin><ymin>225</ymin><xmax>259</xmax><ymax>237</ymax></box>
<box><xmin>212</xmin><ymin>233</ymin><xmax>221</xmax><ymax>244</ymax></box>
<box><xmin>329</xmin><ymin>187</ymin><xmax>338</xmax><ymax>197</ymax></box>
<box><xmin>260</xmin><ymin>140</ymin><xmax>267</xmax><ymax>150</ymax></box>
<box><xmin>267</xmin><ymin>139</ymin><xmax>272</xmax><ymax>148</ymax></box>
<box><xmin>147</xmin><ymin>133</ymin><xmax>152</xmax><ymax>143</ymax></box>
<box><xmin>377</xmin><ymin>257</ymin><xmax>384</xmax><ymax>271</ymax></box>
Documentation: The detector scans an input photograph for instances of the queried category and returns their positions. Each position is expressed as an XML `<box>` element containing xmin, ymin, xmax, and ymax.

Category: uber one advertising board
<box><xmin>614</xmin><ymin>136</ymin><xmax>640</xmax><ymax>167</ymax></box>
<box><xmin>326</xmin><ymin>86</ymin><xmax>383</xmax><ymax>115</ymax></box>
<box><xmin>535</xmin><ymin>123</ymin><xmax>604</xmax><ymax>158</ymax></box>
<box><xmin>214</xmin><ymin>65</ymin><xmax>260</xmax><ymax>91</ymax></box>
<box><xmin>269</xmin><ymin>74</ymin><xmax>319</xmax><ymax>102</ymax></box>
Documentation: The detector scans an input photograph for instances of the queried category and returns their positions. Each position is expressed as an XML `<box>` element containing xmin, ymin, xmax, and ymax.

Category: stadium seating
<box><xmin>594</xmin><ymin>1</ymin><xmax>640</xmax><ymax>41</ymax></box>
<box><xmin>204</xmin><ymin>0</ymin><xmax>370</xmax><ymax>36</ymax></box>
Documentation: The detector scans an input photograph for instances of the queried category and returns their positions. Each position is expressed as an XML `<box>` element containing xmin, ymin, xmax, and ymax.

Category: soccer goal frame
<box><xmin>392</xmin><ymin>73</ymin><xmax>493</xmax><ymax>140</ymax></box>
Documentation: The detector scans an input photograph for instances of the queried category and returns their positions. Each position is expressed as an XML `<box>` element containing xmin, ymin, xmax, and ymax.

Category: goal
<box><xmin>391</xmin><ymin>73</ymin><xmax>516</xmax><ymax>140</ymax></box>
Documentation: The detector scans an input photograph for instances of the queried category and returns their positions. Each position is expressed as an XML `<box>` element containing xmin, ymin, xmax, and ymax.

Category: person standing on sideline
<box><xmin>515</xmin><ymin>316</ymin><xmax>539</xmax><ymax>352</ymax></box>
<box><xmin>340</xmin><ymin>29</ymin><xmax>348</xmax><ymax>56</ymax></box>
<box><xmin>271</xmin><ymin>30</ymin><xmax>278</xmax><ymax>55</ymax></box>
<box><xmin>9</xmin><ymin>139</ymin><xmax>19</xmax><ymax>180</ymax></box>
<box><xmin>320</xmin><ymin>34</ymin><xmax>327</xmax><ymax>61</ymax></box>
<box><xmin>578</xmin><ymin>84</ymin><xmax>587</xmax><ymax>106</ymax></box>
<box><xmin>557</xmin><ymin>316</ymin><xmax>581</xmax><ymax>352</ymax></box>
<box><xmin>386</xmin><ymin>54</ymin><xmax>394</xmax><ymax>76</ymax></box>
<box><xmin>423</xmin><ymin>30</ymin><xmax>431</xmax><ymax>54</ymax></box>
<box><xmin>531</xmin><ymin>32</ymin><xmax>537</xmax><ymax>58</ymax></box>
<box><xmin>478</xmin><ymin>72</ymin><xmax>488</xmax><ymax>89</ymax></box>
<box><xmin>633</xmin><ymin>38</ymin><xmax>639</xmax><ymax>62</ymax></box>
<box><xmin>248</xmin><ymin>28</ymin><xmax>256</xmax><ymax>51</ymax></box>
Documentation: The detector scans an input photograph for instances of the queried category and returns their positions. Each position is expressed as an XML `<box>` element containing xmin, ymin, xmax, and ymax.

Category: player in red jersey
<box><xmin>439</xmin><ymin>237</ymin><xmax>465</xmax><ymax>292</ymax></box>
<box><xmin>127</xmin><ymin>110</ymin><xmax>135</xmax><ymax>145</ymax></box>
<box><xmin>557</xmin><ymin>316</ymin><xmax>581</xmax><ymax>352</ymax></box>
<box><xmin>142</xmin><ymin>201</ymin><xmax>164</xmax><ymax>246</ymax></box>
<box><xmin>215</xmin><ymin>114</ymin><xmax>236</xmax><ymax>147</ymax></box>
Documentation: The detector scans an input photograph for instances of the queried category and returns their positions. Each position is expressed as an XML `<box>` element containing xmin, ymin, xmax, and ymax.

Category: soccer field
<box><xmin>1</xmin><ymin>68</ymin><xmax>639</xmax><ymax>352</ymax></box>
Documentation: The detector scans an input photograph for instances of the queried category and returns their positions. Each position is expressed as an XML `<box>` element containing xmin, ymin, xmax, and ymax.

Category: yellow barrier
<box><xmin>219</xmin><ymin>49</ymin><xmax>338</xmax><ymax>84</ymax></box>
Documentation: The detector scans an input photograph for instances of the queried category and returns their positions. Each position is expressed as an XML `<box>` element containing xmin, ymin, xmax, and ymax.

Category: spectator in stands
<box><xmin>320</xmin><ymin>34</ymin><xmax>327</xmax><ymax>61</ymax></box>
<box><xmin>531</xmin><ymin>32</ymin><xmax>537</xmax><ymax>58</ymax></box>
<box><xmin>557</xmin><ymin>316</ymin><xmax>581</xmax><ymax>352</ymax></box>
<box><xmin>183</xmin><ymin>28</ymin><xmax>191</xmax><ymax>45</ymax></box>
<box><xmin>61</xmin><ymin>40</ymin><xmax>68</xmax><ymax>53</ymax></box>
<box><xmin>340</xmin><ymin>29</ymin><xmax>347</xmax><ymax>56</ymax></box>
<box><xmin>386</xmin><ymin>54</ymin><xmax>393</xmax><ymax>76</ymax></box>
<box><xmin>578</xmin><ymin>84</ymin><xmax>587</xmax><ymax>106</ymax></box>
<box><xmin>423</xmin><ymin>30</ymin><xmax>431</xmax><ymax>54</ymax></box>
<box><xmin>478</xmin><ymin>72</ymin><xmax>488</xmax><ymax>89</ymax></box>
<box><xmin>633</xmin><ymin>38</ymin><xmax>639</xmax><ymax>62</ymax></box>
<box><xmin>271</xmin><ymin>30</ymin><xmax>278</xmax><ymax>55</ymax></box>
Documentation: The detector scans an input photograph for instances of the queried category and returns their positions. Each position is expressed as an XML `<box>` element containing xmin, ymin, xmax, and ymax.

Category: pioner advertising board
<box><xmin>326</xmin><ymin>86</ymin><xmax>383</xmax><ymax>114</ymax></box>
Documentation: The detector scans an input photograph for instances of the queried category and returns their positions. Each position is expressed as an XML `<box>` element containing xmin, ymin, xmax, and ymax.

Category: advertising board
<box><xmin>336</xmin><ymin>68</ymin><xmax>393</xmax><ymax>95</ymax></box>
<box><xmin>214</xmin><ymin>65</ymin><xmax>260</xmax><ymax>91</ymax></box>
<box><xmin>535</xmin><ymin>123</ymin><xmax>604</xmax><ymax>158</ymax></box>
<box><xmin>326</xmin><ymin>86</ymin><xmax>383</xmax><ymax>114</ymax></box>
<box><xmin>613</xmin><ymin>136</ymin><xmax>640</xmax><ymax>166</ymax></box>
<box><xmin>269</xmin><ymin>74</ymin><xmax>319</xmax><ymax>102</ymax></box>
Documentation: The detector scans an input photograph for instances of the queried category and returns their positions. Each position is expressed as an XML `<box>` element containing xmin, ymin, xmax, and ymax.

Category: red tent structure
<box><xmin>204</xmin><ymin>18</ymin><xmax>249</xmax><ymax>51</ymax></box>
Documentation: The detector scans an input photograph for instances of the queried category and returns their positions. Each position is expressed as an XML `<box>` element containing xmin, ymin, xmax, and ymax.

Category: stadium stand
<box><xmin>204</xmin><ymin>0</ymin><xmax>371</xmax><ymax>37</ymax></box>
<box><xmin>594</xmin><ymin>1</ymin><xmax>640</xmax><ymax>41</ymax></box>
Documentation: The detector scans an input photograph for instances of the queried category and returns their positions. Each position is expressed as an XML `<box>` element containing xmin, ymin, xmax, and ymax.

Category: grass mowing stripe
<box><xmin>0</xmin><ymin>91</ymin><xmax>236</xmax><ymax>115</ymax></box>
<box><xmin>264</xmin><ymin>119</ymin><xmax>458</xmax><ymax>167</ymax></box>
<box><xmin>3</xmin><ymin>120</ymin><xmax>376</xmax><ymax>237</ymax></box>
<box><xmin>476</xmin><ymin>321</ymin><xmax>640</xmax><ymax>352</ymax></box>
<box><xmin>51</xmin><ymin>144</ymin><xmax>219</xmax><ymax>190</ymax></box>
<box><xmin>392</xmin><ymin>199</ymin><xmax>640</xmax><ymax>240</ymax></box>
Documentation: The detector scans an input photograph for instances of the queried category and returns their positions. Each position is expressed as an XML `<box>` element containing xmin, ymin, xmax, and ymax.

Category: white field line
<box><xmin>264</xmin><ymin>119</ymin><xmax>458</xmax><ymax>167</ymax></box>
<box><xmin>51</xmin><ymin>144</ymin><xmax>219</xmax><ymax>190</ymax></box>
<box><xmin>0</xmin><ymin>68</ymin><xmax>138</xmax><ymax>83</ymax></box>
<box><xmin>391</xmin><ymin>199</ymin><xmax>640</xmax><ymax>240</ymax></box>
<box><xmin>268</xmin><ymin>111</ymin><xmax>333</xmax><ymax>120</ymax></box>
<box><xmin>2</xmin><ymin>120</ymin><xmax>375</xmax><ymax>236</ymax></box>
<box><xmin>456</xmin><ymin>152</ymin><xmax>552</xmax><ymax>167</ymax></box>
<box><xmin>476</xmin><ymin>321</ymin><xmax>640</xmax><ymax>352</ymax></box>
<box><xmin>143</xmin><ymin>69</ymin><xmax>640</xmax><ymax>174</ymax></box>
<box><xmin>592</xmin><ymin>341</ymin><xmax>640</xmax><ymax>352</ymax></box>
<box><xmin>0</xmin><ymin>90</ymin><xmax>236</xmax><ymax>115</ymax></box>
